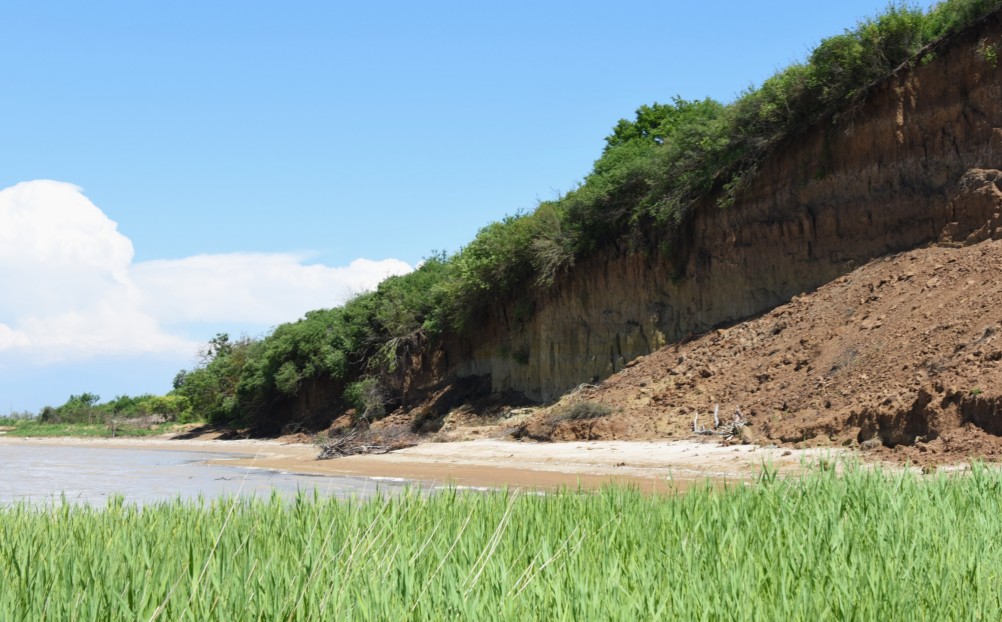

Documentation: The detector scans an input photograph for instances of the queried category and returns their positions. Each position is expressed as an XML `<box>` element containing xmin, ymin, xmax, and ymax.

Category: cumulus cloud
<box><xmin>133</xmin><ymin>254</ymin><xmax>412</xmax><ymax>326</ymax></box>
<box><xmin>0</xmin><ymin>180</ymin><xmax>413</xmax><ymax>364</ymax></box>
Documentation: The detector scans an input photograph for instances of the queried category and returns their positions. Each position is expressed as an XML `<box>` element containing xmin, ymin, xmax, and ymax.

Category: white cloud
<box><xmin>0</xmin><ymin>323</ymin><xmax>30</xmax><ymax>350</ymax></box>
<box><xmin>0</xmin><ymin>180</ymin><xmax>413</xmax><ymax>364</ymax></box>
<box><xmin>132</xmin><ymin>254</ymin><xmax>412</xmax><ymax>325</ymax></box>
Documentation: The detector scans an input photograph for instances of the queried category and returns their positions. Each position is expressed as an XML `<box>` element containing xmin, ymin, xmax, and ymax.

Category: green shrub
<box><xmin>136</xmin><ymin>394</ymin><xmax>194</xmax><ymax>423</ymax></box>
<box><xmin>343</xmin><ymin>377</ymin><xmax>388</xmax><ymax>421</ymax></box>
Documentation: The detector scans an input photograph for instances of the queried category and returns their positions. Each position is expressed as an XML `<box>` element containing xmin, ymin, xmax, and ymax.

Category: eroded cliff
<box><xmin>446</xmin><ymin>11</ymin><xmax>1002</xmax><ymax>402</ymax></box>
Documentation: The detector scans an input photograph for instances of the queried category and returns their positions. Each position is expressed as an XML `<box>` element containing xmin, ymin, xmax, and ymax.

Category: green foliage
<box><xmin>173</xmin><ymin>334</ymin><xmax>259</xmax><ymax>424</ymax></box>
<box><xmin>440</xmin><ymin>215</ymin><xmax>536</xmax><ymax>323</ymax></box>
<box><xmin>273</xmin><ymin>361</ymin><xmax>301</xmax><ymax>396</ymax></box>
<box><xmin>40</xmin><ymin>392</ymin><xmax>102</xmax><ymax>424</ymax></box>
<box><xmin>343</xmin><ymin>377</ymin><xmax>388</xmax><ymax>421</ymax></box>
<box><xmin>170</xmin><ymin>256</ymin><xmax>453</xmax><ymax>427</ymax></box>
<box><xmin>7</xmin><ymin>467</ymin><xmax>1002</xmax><ymax>618</ymax></box>
<box><xmin>806</xmin><ymin>5</ymin><xmax>924</xmax><ymax>105</ymax></box>
<box><xmin>924</xmin><ymin>0</ymin><xmax>1002</xmax><ymax>39</ymax></box>
<box><xmin>26</xmin><ymin>391</ymin><xmax>196</xmax><ymax>431</ymax></box>
<box><xmin>102</xmin><ymin>394</ymin><xmax>155</xmax><ymax>417</ymax></box>
<box><xmin>1</xmin><ymin>419</ymin><xmax>185</xmax><ymax>438</ymax></box>
<box><xmin>139</xmin><ymin>394</ymin><xmax>194</xmax><ymax>423</ymax></box>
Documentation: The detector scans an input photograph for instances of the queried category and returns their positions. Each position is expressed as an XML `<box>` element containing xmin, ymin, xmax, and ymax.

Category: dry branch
<box><xmin>315</xmin><ymin>430</ymin><xmax>415</xmax><ymax>460</ymax></box>
<box><xmin>693</xmin><ymin>404</ymin><xmax>747</xmax><ymax>441</ymax></box>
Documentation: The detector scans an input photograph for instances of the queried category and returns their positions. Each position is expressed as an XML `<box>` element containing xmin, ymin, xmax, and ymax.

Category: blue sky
<box><xmin>1</xmin><ymin>1</ymin><xmax>935</xmax><ymax>412</ymax></box>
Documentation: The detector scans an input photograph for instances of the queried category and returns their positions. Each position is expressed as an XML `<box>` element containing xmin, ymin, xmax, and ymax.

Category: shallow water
<box><xmin>0</xmin><ymin>444</ymin><xmax>412</xmax><ymax>505</ymax></box>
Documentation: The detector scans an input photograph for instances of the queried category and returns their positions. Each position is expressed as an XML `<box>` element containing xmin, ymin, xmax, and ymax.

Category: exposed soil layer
<box><xmin>518</xmin><ymin>240</ymin><xmax>1002</xmax><ymax>465</ymax></box>
<box><xmin>441</xmin><ymin>12</ymin><xmax>1002</xmax><ymax>404</ymax></box>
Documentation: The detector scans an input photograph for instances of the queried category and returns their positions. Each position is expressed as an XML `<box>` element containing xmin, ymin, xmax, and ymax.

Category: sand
<box><xmin>0</xmin><ymin>435</ymin><xmax>842</xmax><ymax>492</ymax></box>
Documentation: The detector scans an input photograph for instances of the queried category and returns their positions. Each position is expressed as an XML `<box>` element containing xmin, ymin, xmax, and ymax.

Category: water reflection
<box><xmin>0</xmin><ymin>444</ymin><xmax>412</xmax><ymax>505</ymax></box>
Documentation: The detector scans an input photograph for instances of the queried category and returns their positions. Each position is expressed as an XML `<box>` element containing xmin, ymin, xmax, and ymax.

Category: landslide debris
<box><xmin>521</xmin><ymin>240</ymin><xmax>1002</xmax><ymax>465</ymax></box>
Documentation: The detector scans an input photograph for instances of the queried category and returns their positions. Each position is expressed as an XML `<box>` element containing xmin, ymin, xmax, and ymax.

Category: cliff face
<box><xmin>447</xmin><ymin>12</ymin><xmax>1002</xmax><ymax>402</ymax></box>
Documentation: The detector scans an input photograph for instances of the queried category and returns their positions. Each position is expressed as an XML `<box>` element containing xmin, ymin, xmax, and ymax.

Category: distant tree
<box><xmin>54</xmin><ymin>393</ymin><xmax>102</xmax><ymax>423</ymax></box>
<box><xmin>172</xmin><ymin>370</ymin><xmax>189</xmax><ymax>391</ymax></box>
<box><xmin>201</xmin><ymin>333</ymin><xmax>233</xmax><ymax>364</ymax></box>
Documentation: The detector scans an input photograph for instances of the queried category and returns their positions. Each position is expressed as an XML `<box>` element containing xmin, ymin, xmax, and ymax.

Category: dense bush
<box><xmin>170</xmin><ymin>257</ymin><xmax>451</xmax><ymax>427</ymax></box>
<box><xmin>343</xmin><ymin>377</ymin><xmax>388</xmax><ymax>421</ymax></box>
<box><xmin>34</xmin><ymin>391</ymin><xmax>194</xmax><ymax>425</ymax></box>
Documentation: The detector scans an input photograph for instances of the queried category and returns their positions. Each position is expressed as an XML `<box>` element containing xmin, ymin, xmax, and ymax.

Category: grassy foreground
<box><xmin>3</xmin><ymin>465</ymin><xmax>1001</xmax><ymax>620</ymax></box>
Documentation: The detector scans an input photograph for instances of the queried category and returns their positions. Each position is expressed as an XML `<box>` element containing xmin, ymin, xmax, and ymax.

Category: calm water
<box><xmin>0</xmin><ymin>444</ymin><xmax>412</xmax><ymax>505</ymax></box>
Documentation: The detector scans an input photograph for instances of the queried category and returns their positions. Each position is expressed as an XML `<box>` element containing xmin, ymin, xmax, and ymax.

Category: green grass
<box><xmin>0</xmin><ymin>419</ymin><xmax>188</xmax><ymax>438</ymax></box>
<box><xmin>3</xmin><ymin>463</ymin><xmax>1002</xmax><ymax>620</ymax></box>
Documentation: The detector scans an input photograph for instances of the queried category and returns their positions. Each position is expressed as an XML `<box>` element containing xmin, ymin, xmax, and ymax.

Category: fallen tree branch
<box><xmin>693</xmin><ymin>404</ymin><xmax>747</xmax><ymax>441</ymax></box>
<box><xmin>315</xmin><ymin>430</ymin><xmax>415</xmax><ymax>460</ymax></box>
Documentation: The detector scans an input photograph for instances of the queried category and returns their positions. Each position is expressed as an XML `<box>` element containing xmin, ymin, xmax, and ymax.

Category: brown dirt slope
<box><xmin>526</xmin><ymin>240</ymin><xmax>1002</xmax><ymax>464</ymax></box>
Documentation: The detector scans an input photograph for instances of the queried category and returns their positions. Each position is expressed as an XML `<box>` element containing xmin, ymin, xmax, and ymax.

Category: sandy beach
<box><xmin>0</xmin><ymin>434</ymin><xmax>843</xmax><ymax>491</ymax></box>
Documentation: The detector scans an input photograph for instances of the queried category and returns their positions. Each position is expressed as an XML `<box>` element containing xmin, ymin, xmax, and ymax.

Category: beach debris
<box><xmin>693</xmin><ymin>404</ymin><xmax>748</xmax><ymax>442</ymax></box>
<box><xmin>315</xmin><ymin>429</ymin><xmax>415</xmax><ymax>460</ymax></box>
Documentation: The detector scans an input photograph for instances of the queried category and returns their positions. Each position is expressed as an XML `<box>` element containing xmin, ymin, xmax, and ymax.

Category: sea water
<box><xmin>0</xmin><ymin>444</ymin><xmax>411</xmax><ymax>505</ymax></box>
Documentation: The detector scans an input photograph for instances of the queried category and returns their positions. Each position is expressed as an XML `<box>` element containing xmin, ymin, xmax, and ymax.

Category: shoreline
<box><xmin>0</xmin><ymin>434</ymin><xmax>844</xmax><ymax>491</ymax></box>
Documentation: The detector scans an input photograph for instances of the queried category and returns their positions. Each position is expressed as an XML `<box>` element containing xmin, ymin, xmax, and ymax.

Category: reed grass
<box><xmin>3</xmin><ymin>463</ymin><xmax>1001</xmax><ymax>620</ymax></box>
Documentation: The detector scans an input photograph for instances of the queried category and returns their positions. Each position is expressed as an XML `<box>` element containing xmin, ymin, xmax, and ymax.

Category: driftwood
<box><xmin>316</xmin><ymin>431</ymin><xmax>390</xmax><ymax>460</ymax></box>
<box><xmin>692</xmin><ymin>404</ymin><xmax>746</xmax><ymax>441</ymax></box>
<box><xmin>315</xmin><ymin>430</ymin><xmax>415</xmax><ymax>460</ymax></box>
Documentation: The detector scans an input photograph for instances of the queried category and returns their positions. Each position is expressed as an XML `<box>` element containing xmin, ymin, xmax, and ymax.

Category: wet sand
<box><xmin>0</xmin><ymin>435</ymin><xmax>842</xmax><ymax>492</ymax></box>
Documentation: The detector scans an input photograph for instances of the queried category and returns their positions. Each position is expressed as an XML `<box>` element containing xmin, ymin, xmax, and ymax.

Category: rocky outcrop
<box><xmin>447</xmin><ymin>10</ymin><xmax>1002</xmax><ymax>402</ymax></box>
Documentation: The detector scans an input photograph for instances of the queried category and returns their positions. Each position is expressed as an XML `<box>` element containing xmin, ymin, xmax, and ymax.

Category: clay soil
<box><xmin>519</xmin><ymin>240</ymin><xmax>1002</xmax><ymax>466</ymax></box>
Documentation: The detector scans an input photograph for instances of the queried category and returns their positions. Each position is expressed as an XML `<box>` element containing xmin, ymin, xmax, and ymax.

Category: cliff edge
<box><xmin>443</xmin><ymin>10</ymin><xmax>1002</xmax><ymax>404</ymax></box>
